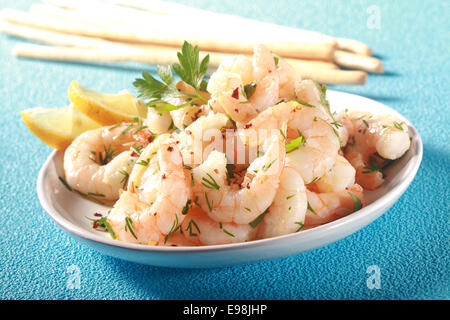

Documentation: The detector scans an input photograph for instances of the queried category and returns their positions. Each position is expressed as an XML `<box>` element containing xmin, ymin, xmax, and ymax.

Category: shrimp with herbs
<box><xmin>181</xmin><ymin>207</ymin><xmax>257</xmax><ymax>245</ymax></box>
<box><xmin>344</xmin><ymin>111</ymin><xmax>410</xmax><ymax>190</ymax></box>
<box><xmin>248</xmin><ymin>100</ymin><xmax>340</xmax><ymax>184</ymax></box>
<box><xmin>305</xmin><ymin>183</ymin><xmax>365</xmax><ymax>227</ymax></box>
<box><xmin>207</xmin><ymin>45</ymin><xmax>280</xmax><ymax>125</ymax></box>
<box><xmin>192</xmin><ymin>132</ymin><xmax>286</xmax><ymax>224</ymax></box>
<box><xmin>63</xmin><ymin>122</ymin><xmax>148</xmax><ymax>201</ymax></box>
<box><xmin>257</xmin><ymin>165</ymin><xmax>307</xmax><ymax>239</ymax></box>
<box><xmin>107</xmin><ymin>137</ymin><xmax>190</xmax><ymax>244</ymax></box>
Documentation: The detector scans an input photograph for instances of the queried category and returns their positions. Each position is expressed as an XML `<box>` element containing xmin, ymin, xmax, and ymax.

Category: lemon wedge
<box><xmin>21</xmin><ymin>105</ymin><xmax>101</xmax><ymax>150</ymax></box>
<box><xmin>68</xmin><ymin>81</ymin><xmax>147</xmax><ymax>125</ymax></box>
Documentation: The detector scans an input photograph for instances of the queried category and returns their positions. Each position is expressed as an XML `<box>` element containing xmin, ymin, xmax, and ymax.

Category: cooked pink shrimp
<box><xmin>207</xmin><ymin>71</ymin><xmax>259</xmax><ymax>125</ymax></box>
<box><xmin>207</xmin><ymin>45</ymin><xmax>280</xmax><ymax>125</ymax></box>
<box><xmin>193</xmin><ymin>132</ymin><xmax>286</xmax><ymax>224</ymax></box>
<box><xmin>257</xmin><ymin>165</ymin><xmax>307</xmax><ymax>239</ymax></box>
<box><xmin>305</xmin><ymin>183</ymin><xmax>365</xmax><ymax>227</ymax></box>
<box><xmin>248</xmin><ymin>100</ymin><xmax>340</xmax><ymax>184</ymax></box>
<box><xmin>175</xmin><ymin>112</ymin><xmax>230</xmax><ymax>167</ymax></box>
<box><xmin>277</xmin><ymin>57</ymin><xmax>302</xmax><ymax>100</ymax></box>
<box><xmin>344</xmin><ymin>111</ymin><xmax>410</xmax><ymax>190</ymax></box>
<box><xmin>181</xmin><ymin>207</ymin><xmax>257</xmax><ymax>245</ymax></box>
<box><xmin>107</xmin><ymin>138</ymin><xmax>190</xmax><ymax>244</ymax></box>
<box><xmin>169</xmin><ymin>81</ymin><xmax>210</xmax><ymax>129</ymax></box>
<box><xmin>311</xmin><ymin>155</ymin><xmax>356</xmax><ymax>193</ymax></box>
<box><xmin>63</xmin><ymin>124</ymin><xmax>140</xmax><ymax>201</ymax></box>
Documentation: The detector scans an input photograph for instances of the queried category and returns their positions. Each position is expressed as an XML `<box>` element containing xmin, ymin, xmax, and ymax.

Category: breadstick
<box><xmin>0</xmin><ymin>18</ymin><xmax>337</xmax><ymax>72</ymax></box>
<box><xmin>296</xmin><ymin>66</ymin><xmax>367</xmax><ymax>85</ymax></box>
<box><xmin>334</xmin><ymin>50</ymin><xmax>383</xmax><ymax>74</ymax></box>
<box><xmin>1</xmin><ymin>8</ymin><xmax>335</xmax><ymax>60</ymax></box>
<box><xmin>0</xmin><ymin>20</ymin><xmax>110</xmax><ymax>48</ymax></box>
<box><xmin>12</xmin><ymin>43</ymin><xmax>366</xmax><ymax>85</ymax></box>
<box><xmin>336</xmin><ymin>38</ymin><xmax>372</xmax><ymax>56</ymax></box>
<box><xmin>104</xmin><ymin>0</ymin><xmax>375</xmax><ymax>57</ymax></box>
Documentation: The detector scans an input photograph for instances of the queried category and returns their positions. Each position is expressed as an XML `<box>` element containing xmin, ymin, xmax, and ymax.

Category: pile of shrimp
<box><xmin>63</xmin><ymin>45</ymin><xmax>411</xmax><ymax>246</ymax></box>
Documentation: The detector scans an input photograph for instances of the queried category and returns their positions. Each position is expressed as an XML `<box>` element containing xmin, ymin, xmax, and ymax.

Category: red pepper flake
<box><xmin>167</xmin><ymin>146</ymin><xmax>173</xmax><ymax>152</ymax></box>
<box><xmin>162</xmin><ymin>174</ymin><xmax>166</xmax><ymax>179</ymax></box>
<box><xmin>131</xmin><ymin>151</ymin><xmax>139</xmax><ymax>157</ymax></box>
<box><xmin>186</xmin><ymin>130</ymin><xmax>192</xmax><ymax>135</ymax></box>
<box><xmin>268</xmin><ymin>69</ymin><xmax>272</xmax><ymax>73</ymax></box>
<box><xmin>234</xmin><ymin>108</ymin><xmax>239</xmax><ymax>113</ymax></box>
<box><xmin>94</xmin><ymin>212</ymin><xmax>102</xmax><ymax>217</ymax></box>
<box><xmin>244</xmin><ymin>123</ymin><xmax>252</xmax><ymax>129</ymax></box>
<box><xmin>246</xmin><ymin>184</ymin><xmax>250</xmax><ymax>189</ymax></box>
<box><xmin>231</xmin><ymin>87</ymin><xmax>239</xmax><ymax>99</ymax></box>
<box><xmin>93</xmin><ymin>221</ymin><xmax>98</xmax><ymax>229</ymax></box>
<box><xmin>214</xmin><ymin>169</ymin><xmax>219</xmax><ymax>174</ymax></box>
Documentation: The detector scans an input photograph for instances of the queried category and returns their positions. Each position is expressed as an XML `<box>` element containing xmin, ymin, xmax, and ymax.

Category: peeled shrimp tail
<box><xmin>305</xmin><ymin>184</ymin><xmax>365</xmax><ymax>227</ymax></box>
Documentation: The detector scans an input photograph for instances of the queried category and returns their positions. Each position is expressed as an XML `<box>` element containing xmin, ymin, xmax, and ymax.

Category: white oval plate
<box><xmin>37</xmin><ymin>90</ymin><xmax>423</xmax><ymax>268</ymax></box>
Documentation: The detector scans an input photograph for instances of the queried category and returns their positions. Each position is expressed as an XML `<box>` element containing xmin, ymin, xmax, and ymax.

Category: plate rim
<box><xmin>36</xmin><ymin>90</ymin><xmax>423</xmax><ymax>254</ymax></box>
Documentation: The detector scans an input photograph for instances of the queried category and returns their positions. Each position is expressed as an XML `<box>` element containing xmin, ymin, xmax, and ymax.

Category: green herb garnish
<box><xmin>274</xmin><ymin>56</ymin><xmax>279</xmax><ymax>67</ymax></box>
<box><xmin>243</xmin><ymin>81</ymin><xmax>257</xmax><ymax>99</ymax></box>
<box><xmin>286</xmin><ymin>131</ymin><xmax>305</xmax><ymax>153</ymax></box>
<box><xmin>201</xmin><ymin>173</ymin><xmax>220</xmax><ymax>190</ymax></box>
<box><xmin>119</xmin><ymin>170</ymin><xmax>129</xmax><ymax>189</ymax></box>
<box><xmin>164</xmin><ymin>215</ymin><xmax>180</xmax><ymax>244</ymax></box>
<box><xmin>362</xmin><ymin>156</ymin><xmax>383</xmax><ymax>174</ymax></box>
<box><xmin>89</xmin><ymin>216</ymin><xmax>117</xmax><ymax>240</ymax></box>
<box><xmin>205</xmin><ymin>192</ymin><xmax>213</xmax><ymax>212</ymax></box>
<box><xmin>295</xmin><ymin>221</ymin><xmax>304</xmax><ymax>232</ymax></box>
<box><xmin>348</xmin><ymin>192</ymin><xmax>362</xmax><ymax>212</ymax></box>
<box><xmin>133</xmin><ymin>41</ymin><xmax>209</xmax><ymax>113</ymax></box>
<box><xmin>185</xmin><ymin>218</ymin><xmax>201</xmax><ymax>237</ymax></box>
<box><xmin>307</xmin><ymin>202</ymin><xmax>317</xmax><ymax>215</ymax></box>
<box><xmin>124</xmin><ymin>216</ymin><xmax>137</xmax><ymax>239</ymax></box>
<box><xmin>136</xmin><ymin>158</ymin><xmax>150</xmax><ymax>166</ymax></box>
<box><xmin>262</xmin><ymin>158</ymin><xmax>277</xmax><ymax>172</ymax></box>
<box><xmin>393</xmin><ymin>121</ymin><xmax>404</xmax><ymax>131</ymax></box>
<box><xmin>182</xmin><ymin>199</ymin><xmax>192</xmax><ymax>215</ymax></box>
<box><xmin>296</xmin><ymin>100</ymin><xmax>316</xmax><ymax>108</ymax></box>
<box><xmin>305</xmin><ymin>177</ymin><xmax>319</xmax><ymax>186</ymax></box>
<box><xmin>97</xmin><ymin>145</ymin><xmax>117</xmax><ymax>165</ymax></box>
<box><xmin>249</xmin><ymin>208</ymin><xmax>269</xmax><ymax>228</ymax></box>
<box><xmin>219</xmin><ymin>222</ymin><xmax>235</xmax><ymax>237</ymax></box>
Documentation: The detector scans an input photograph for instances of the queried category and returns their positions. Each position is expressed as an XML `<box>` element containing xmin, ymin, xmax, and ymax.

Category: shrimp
<box><xmin>175</xmin><ymin>112</ymin><xmax>230</xmax><ymax>167</ymax></box>
<box><xmin>181</xmin><ymin>207</ymin><xmax>257</xmax><ymax>245</ymax></box>
<box><xmin>193</xmin><ymin>132</ymin><xmax>286</xmax><ymax>224</ymax></box>
<box><xmin>145</xmin><ymin>107</ymin><xmax>173</xmax><ymax>134</ymax></box>
<box><xmin>169</xmin><ymin>81</ymin><xmax>210</xmax><ymax>129</ymax></box>
<box><xmin>311</xmin><ymin>155</ymin><xmax>356</xmax><ymax>193</ymax></box>
<box><xmin>63</xmin><ymin>124</ymin><xmax>140</xmax><ymax>201</ymax></box>
<box><xmin>344</xmin><ymin>111</ymin><xmax>410</xmax><ymax>190</ymax></box>
<box><xmin>248</xmin><ymin>100</ymin><xmax>340</xmax><ymax>184</ymax></box>
<box><xmin>107</xmin><ymin>138</ymin><xmax>190</xmax><ymax>244</ymax></box>
<box><xmin>257</xmin><ymin>165</ymin><xmax>307</xmax><ymax>239</ymax></box>
<box><xmin>207</xmin><ymin>71</ymin><xmax>259</xmax><ymax>125</ymax></box>
<box><xmin>277</xmin><ymin>57</ymin><xmax>302</xmax><ymax>100</ymax></box>
<box><xmin>305</xmin><ymin>183</ymin><xmax>365</xmax><ymax>227</ymax></box>
<box><xmin>217</xmin><ymin>54</ymin><xmax>254</xmax><ymax>85</ymax></box>
<box><xmin>248</xmin><ymin>45</ymin><xmax>280</xmax><ymax>111</ymax></box>
<box><xmin>207</xmin><ymin>45</ymin><xmax>280</xmax><ymax>125</ymax></box>
<box><xmin>294</xmin><ymin>80</ymin><xmax>333</xmax><ymax>121</ymax></box>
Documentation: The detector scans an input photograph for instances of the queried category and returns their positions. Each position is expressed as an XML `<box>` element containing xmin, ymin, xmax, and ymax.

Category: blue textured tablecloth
<box><xmin>0</xmin><ymin>0</ymin><xmax>449</xmax><ymax>300</ymax></box>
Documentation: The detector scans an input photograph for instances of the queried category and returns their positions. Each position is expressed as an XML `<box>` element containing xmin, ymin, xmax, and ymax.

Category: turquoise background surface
<box><xmin>0</xmin><ymin>0</ymin><xmax>449</xmax><ymax>299</ymax></box>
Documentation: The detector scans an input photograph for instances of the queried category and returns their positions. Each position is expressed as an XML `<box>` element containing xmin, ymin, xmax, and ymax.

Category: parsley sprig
<box><xmin>133</xmin><ymin>41</ymin><xmax>209</xmax><ymax>113</ymax></box>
